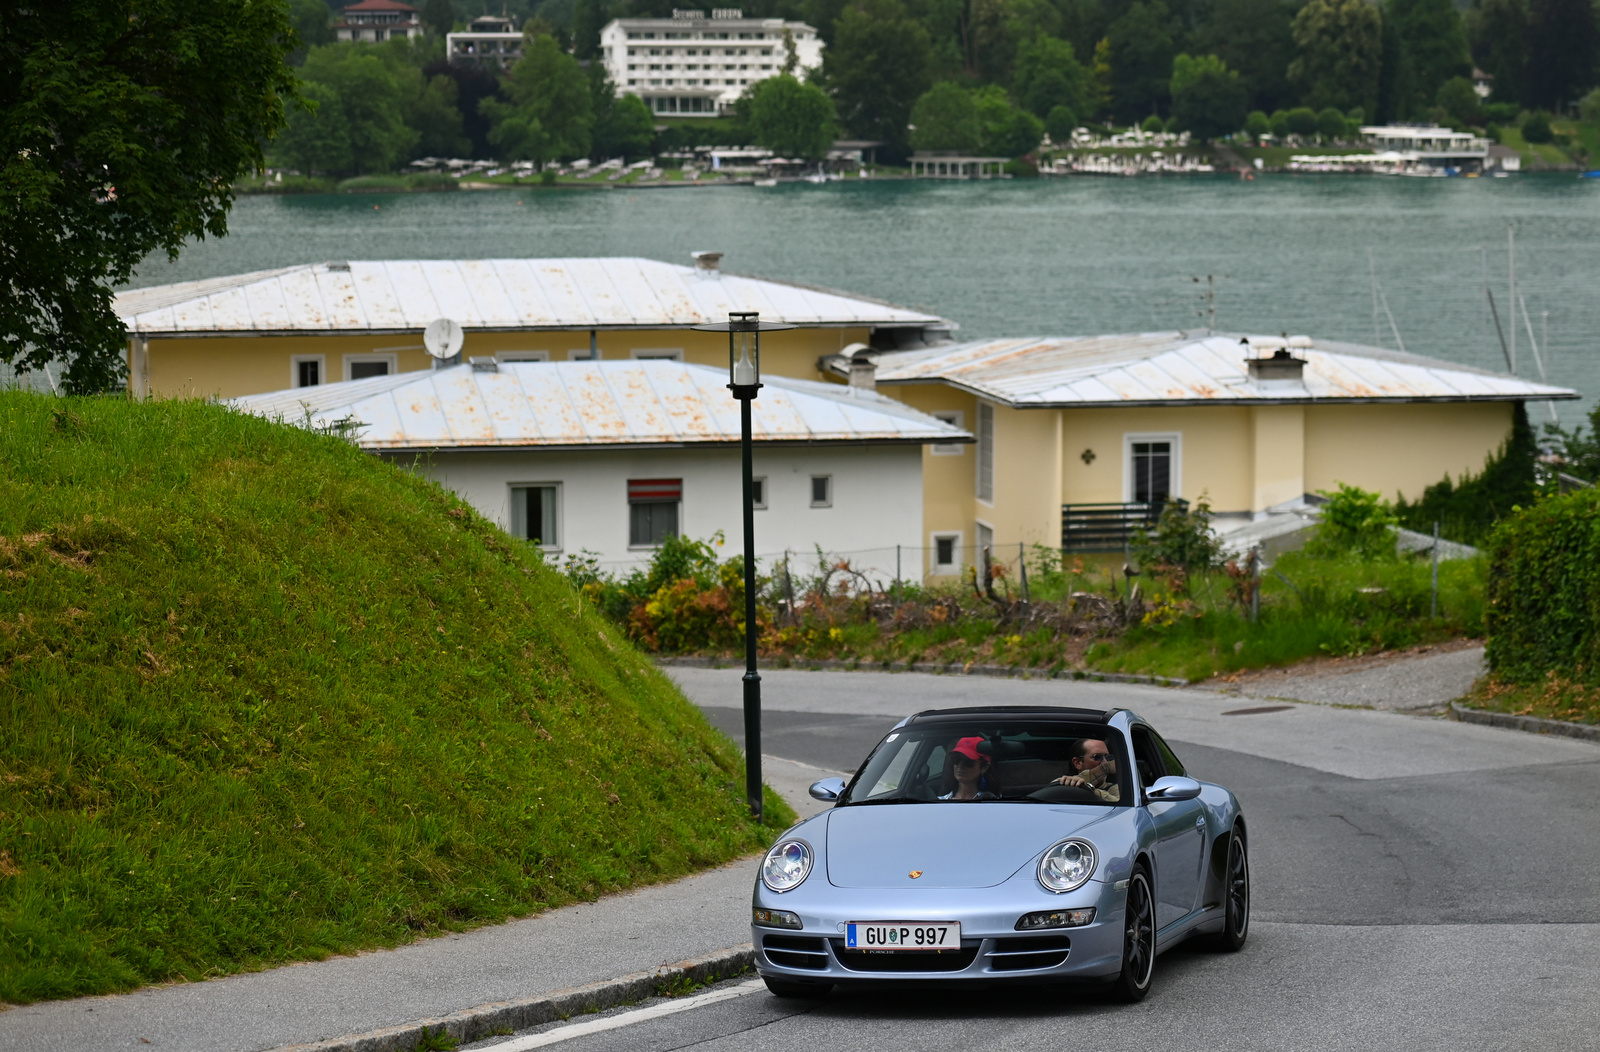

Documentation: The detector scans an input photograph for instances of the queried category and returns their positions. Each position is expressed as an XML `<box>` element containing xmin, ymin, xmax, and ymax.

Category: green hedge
<box><xmin>1484</xmin><ymin>488</ymin><xmax>1600</xmax><ymax>683</ymax></box>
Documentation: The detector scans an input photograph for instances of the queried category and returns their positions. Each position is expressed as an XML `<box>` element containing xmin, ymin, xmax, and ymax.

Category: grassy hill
<box><xmin>0</xmin><ymin>393</ymin><xmax>788</xmax><ymax>1004</ymax></box>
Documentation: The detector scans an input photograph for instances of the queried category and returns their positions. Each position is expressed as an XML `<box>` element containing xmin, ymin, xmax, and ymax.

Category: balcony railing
<box><xmin>1061</xmin><ymin>499</ymin><xmax>1188</xmax><ymax>552</ymax></box>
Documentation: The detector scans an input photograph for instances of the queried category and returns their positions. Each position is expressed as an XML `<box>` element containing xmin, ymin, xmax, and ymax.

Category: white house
<box><xmin>600</xmin><ymin>9</ymin><xmax>822</xmax><ymax>117</ymax></box>
<box><xmin>1359</xmin><ymin>124</ymin><xmax>1490</xmax><ymax>169</ymax></box>
<box><xmin>230</xmin><ymin>359</ymin><xmax>970</xmax><ymax>579</ymax></box>
<box><xmin>445</xmin><ymin>15</ymin><xmax>523</xmax><ymax>70</ymax></box>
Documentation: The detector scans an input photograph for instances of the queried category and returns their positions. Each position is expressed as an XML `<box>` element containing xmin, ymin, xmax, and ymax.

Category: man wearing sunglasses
<box><xmin>1052</xmin><ymin>739</ymin><xmax>1120</xmax><ymax>802</ymax></box>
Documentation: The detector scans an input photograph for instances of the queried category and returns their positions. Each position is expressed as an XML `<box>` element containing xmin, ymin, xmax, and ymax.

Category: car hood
<box><xmin>825</xmin><ymin>804</ymin><xmax>1108</xmax><ymax>889</ymax></box>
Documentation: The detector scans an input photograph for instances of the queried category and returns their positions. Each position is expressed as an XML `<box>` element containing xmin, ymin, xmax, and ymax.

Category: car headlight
<box><xmin>761</xmin><ymin>838</ymin><xmax>813</xmax><ymax>892</ymax></box>
<box><xmin>1037</xmin><ymin>839</ymin><xmax>1098</xmax><ymax>893</ymax></box>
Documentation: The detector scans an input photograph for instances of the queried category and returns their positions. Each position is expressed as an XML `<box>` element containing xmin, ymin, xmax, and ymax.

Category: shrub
<box><xmin>1141</xmin><ymin>113</ymin><xmax>1165</xmax><ymax>133</ymax></box>
<box><xmin>1482</xmin><ymin>102</ymin><xmax>1520</xmax><ymax>124</ymax></box>
<box><xmin>1133</xmin><ymin>497</ymin><xmax>1224</xmax><ymax>572</ymax></box>
<box><xmin>1285</xmin><ymin>106</ymin><xmax>1318</xmax><ymax>137</ymax></box>
<box><xmin>1395</xmin><ymin>403</ymin><xmax>1537</xmax><ymax>546</ymax></box>
<box><xmin>1580</xmin><ymin>88</ymin><xmax>1600</xmax><ymax>126</ymax></box>
<box><xmin>1522</xmin><ymin>111</ymin><xmax>1553</xmax><ymax>143</ymax></box>
<box><xmin>1484</xmin><ymin>488</ymin><xmax>1600</xmax><ymax>684</ymax></box>
<box><xmin>1046</xmin><ymin>105</ymin><xmax>1078</xmax><ymax>143</ymax></box>
<box><xmin>1245</xmin><ymin>110</ymin><xmax>1271</xmax><ymax>139</ymax></box>
<box><xmin>1269</xmin><ymin>109</ymin><xmax>1290</xmax><ymax>138</ymax></box>
<box><xmin>1315</xmin><ymin>106</ymin><xmax>1347</xmax><ymax>139</ymax></box>
<box><xmin>1307</xmin><ymin>483</ymin><xmax>1397</xmax><ymax>558</ymax></box>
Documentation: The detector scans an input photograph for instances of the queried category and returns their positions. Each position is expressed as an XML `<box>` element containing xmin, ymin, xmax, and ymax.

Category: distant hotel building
<box><xmin>600</xmin><ymin>9</ymin><xmax>822</xmax><ymax>117</ymax></box>
<box><xmin>446</xmin><ymin>15</ymin><xmax>524</xmax><ymax>70</ymax></box>
<box><xmin>1360</xmin><ymin>124</ymin><xmax>1491</xmax><ymax>169</ymax></box>
<box><xmin>334</xmin><ymin>0</ymin><xmax>423</xmax><ymax>43</ymax></box>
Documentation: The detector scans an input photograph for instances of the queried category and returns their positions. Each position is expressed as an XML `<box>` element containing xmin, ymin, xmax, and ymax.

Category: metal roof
<box><xmin>871</xmin><ymin>332</ymin><xmax>1579</xmax><ymax>407</ymax></box>
<box><xmin>228</xmin><ymin>360</ymin><xmax>973</xmax><ymax>451</ymax></box>
<box><xmin>115</xmin><ymin>258</ymin><xmax>947</xmax><ymax>337</ymax></box>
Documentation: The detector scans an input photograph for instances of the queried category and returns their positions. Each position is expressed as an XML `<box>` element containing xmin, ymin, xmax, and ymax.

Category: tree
<box><xmin>288</xmin><ymin>0</ymin><xmax>335</xmax><ymax>52</ymax></box>
<box><xmin>1186</xmin><ymin>0</ymin><xmax>1298</xmax><ymax>113</ymax></box>
<box><xmin>747</xmin><ymin>74</ymin><xmax>838</xmax><ymax>161</ymax></box>
<box><xmin>572</xmin><ymin>0</ymin><xmax>608</xmax><ymax>60</ymax></box>
<box><xmin>424</xmin><ymin>58</ymin><xmax>501</xmax><ymax>158</ymax></box>
<box><xmin>1</xmin><ymin>0</ymin><xmax>299</xmax><ymax>393</ymax></box>
<box><xmin>910</xmin><ymin>81</ymin><xmax>982</xmax><ymax>150</ymax></box>
<box><xmin>1315</xmin><ymin>104</ymin><xmax>1346</xmax><ymax>138</ymax></box>
<box><xmin>410</xmin><ymin>74</ymin><xmax>473</xmax><ymax>158</ymax></box>
<box><xmin>1521</xmin><ymin>109</ymin><xmax>1553</xmax><ymax>140</ymax></box>
<box><xmin>275</xmin><ymin>80</ymin><xmax>354</xmax><ymax>174</ymax></box>
<box><xmin>1046</xmin><ymin>104</ymin><xmax>1079</xmax><ymax>141</ymax></box>
<box><xmin>481</xmin><ymin>33</ymin><xmax>593</xmax><ymax>165</ymax></box>
<box><xmin>421</xmin><ymin>0</ymin><xmax>456</xmax><ymax>37</ymax></box>
<box><xmin>1105</xmin><ymin>1</ymin><xmax>1181</xmax><ymax>123</ymax></box>
<box><xmin>297</xmin><ymin>45</ymin><xmax>419</xmax><ymax>173</ymax></box>
<box><xmin>1245</xmin><ymin>108</ymin><xmax>1271</xmax><ymax>139</ymax></box>
<box><xmin>1525</xmin><ymin>0</ymin><xmax>1599</xmax><ymax>110</ymax></box>
<box><xmin>1468</xmin><ymin>0</ymin><xmax>1527</xmax><ymax>105</ymax></box>
<box><xmin>1012</xmin><ymin>35</ymin><xmax>1092</xmax><ymax>120</ymax></box>
<box><xmin>1386</xmin><ymin>0</ymin><xmax>1470</xmax><ymax>118</ymax></box>
<box><xmin>970</xmin><ymin>0</ymin><xmax>1062</xmax><ymax>82</ymax></box>
<box><xmin>590</xmin><ymin>73</ymin><xmax>656</xmax><ymax>161</ymax></box>
<box><xmin>1285</xmin><ymin>105</ymin><xmax>1318</xmax><ymax>135</ymax></box>
<box><xmin>1288</xmin><ymin>0</ymin><xmax>1382</xmax><ymax>114</ymax></box>
<box><xmin>823</xmin><ymin>0</ymin><xmax>932</xmax><ymax>162</ymax></box>
<box><xmin>974</xmin><ymin>84</ymin><xmax>1043</xmax><ymax>155</ymax></box>
<box><xmin>1170</xmin><ymin>53</ymin><xmax>1249</xmax><ymax>139</ymax></box>
<box><xmin>1436</xmin><ymin>76</ymin><xmax>1482</xmax><ymax>125</ymax></box>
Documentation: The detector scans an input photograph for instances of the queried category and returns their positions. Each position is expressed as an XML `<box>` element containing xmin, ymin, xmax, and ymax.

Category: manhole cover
<box><xmin>1221</xmin><ymin>704</ymin><xmax>1296</xmax><ymax>716</ymax></box>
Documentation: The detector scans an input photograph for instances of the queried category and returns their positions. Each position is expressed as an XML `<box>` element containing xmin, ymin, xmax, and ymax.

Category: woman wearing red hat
<box><xmin>940</xmin><ymin>737</ymin><xmax>1001</xmax><ymax>800</ymax></box>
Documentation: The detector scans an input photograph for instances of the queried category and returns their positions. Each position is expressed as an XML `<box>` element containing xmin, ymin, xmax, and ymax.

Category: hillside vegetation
<box><xmin>0</xmin><ymin>393</ymin><xmax>786</xmax><ymax>1004</ymax></box>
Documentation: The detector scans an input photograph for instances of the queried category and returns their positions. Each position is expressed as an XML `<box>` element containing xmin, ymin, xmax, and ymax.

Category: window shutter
<box><xmin>628</xmin><ymin>478</ymin><xmax>682</xmax><ymax>502</ymax></box>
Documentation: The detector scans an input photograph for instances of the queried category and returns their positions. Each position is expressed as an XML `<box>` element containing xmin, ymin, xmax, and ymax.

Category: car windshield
<box><xmin>838</xmin><ymin>719</ymin><xmax>1131</xmax><ymax>807</ymax></box>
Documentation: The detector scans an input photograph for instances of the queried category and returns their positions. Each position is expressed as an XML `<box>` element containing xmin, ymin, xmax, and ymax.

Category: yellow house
<box><xmin>114</xmin><ymin>254</ymin><xmax>950</xmax><ymax>400</ymax></box>
<box><xmin>836</xmin><ymin>333</ymin><xmax>1578</xmax><ymax>575</ymax></box>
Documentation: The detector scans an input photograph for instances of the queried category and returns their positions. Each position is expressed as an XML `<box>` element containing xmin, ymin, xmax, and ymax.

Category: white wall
<box><xmin>394</xmin><ymin>443</ymin><xmax>924</xmax><ymax>580</ymax></box>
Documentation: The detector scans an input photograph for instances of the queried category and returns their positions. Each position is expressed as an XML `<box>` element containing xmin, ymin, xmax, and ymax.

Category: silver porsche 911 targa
<box><xmin>750</xmin><ymin>705</ymin><xmax>1249</xmax><ymax>1002</ymax></box>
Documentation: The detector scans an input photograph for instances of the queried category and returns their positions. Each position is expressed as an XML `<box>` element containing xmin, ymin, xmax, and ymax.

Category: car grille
<box><xmin>986</xmin><ymin>935</ymin><xmax>1071</xmax><ymax>972</ymax></box>
<box><xmin>762</xmin><ymin>934</ymin><xmax>830</xmax><ymax>970</ymax></box>
<box><xmin>830</xmin><ymin>940</ymin><xmax>980</xmax><ymax>972</ymax></box>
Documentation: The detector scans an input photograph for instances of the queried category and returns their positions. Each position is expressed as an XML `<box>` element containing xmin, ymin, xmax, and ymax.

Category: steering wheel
<box><xmin>1027</xmin><ymin>783</ymin><xmax>1103</xmax><ymax>804</ymax></box>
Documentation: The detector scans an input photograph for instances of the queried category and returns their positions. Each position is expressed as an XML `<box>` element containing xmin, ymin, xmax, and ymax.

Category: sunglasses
<box><xmin>1085</xmin><ymin>753</ymin><xmax>1113</xmax><ymax>762</ymax></box>
<box><xmin>951</xmin><ymin>754</ymin><xmax>982</xmax><ymax>767</ymax></box>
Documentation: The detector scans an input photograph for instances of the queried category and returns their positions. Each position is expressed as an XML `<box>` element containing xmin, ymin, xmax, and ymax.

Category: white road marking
<box><xmin>488</xmin><ymin>978</ymin><xmax>768</xmax><ymax>1050</ymax></box>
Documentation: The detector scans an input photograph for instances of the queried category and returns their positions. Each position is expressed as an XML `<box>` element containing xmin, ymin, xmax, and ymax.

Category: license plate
<box><xmin>845</xmin><ymin>922</ymin><xmax>961</xmax><ymax>951</ymax></box>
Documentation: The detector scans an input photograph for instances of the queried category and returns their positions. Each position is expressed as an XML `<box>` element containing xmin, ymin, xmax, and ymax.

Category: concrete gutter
<box><xmin>274</xmin><ymin>945</ymin><xmax>755</xmax><ymax>1052</ymax></box>
<box><xmin>1450</xmin><ymin>702</ymin><xmax>1600</xmax><ymax>743</ymax></box>
<box><xmin>654</xmin><ymin>655</ymin><xmax>1187</xmax><ymax>688</ymax></box>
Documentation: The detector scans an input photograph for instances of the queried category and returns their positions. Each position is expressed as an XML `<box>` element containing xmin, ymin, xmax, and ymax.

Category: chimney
<box><xmin>848</xmin><ymin>349</ymin><xmax>877</xmax><ymax>390</ymax></box>
<box><xmin>691</xmin><ymin>251</ymin><xmax>723</xmax><ymax>274</ymax></box>
<box><xmin>1247</xmin><ymin>347</ymin><xmax>1306</xmax><ymax>382</ymax></box>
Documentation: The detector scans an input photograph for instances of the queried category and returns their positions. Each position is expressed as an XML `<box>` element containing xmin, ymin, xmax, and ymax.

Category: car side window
<box><xmin>1129</xmin><ymin>726</ymin><xmax>1165</xmax><ymax>788</ymax></box>
<box><xmin>1150</xmin><ymin>731</ymin><xmax>1187</xmax><ymax>778</ymax></box>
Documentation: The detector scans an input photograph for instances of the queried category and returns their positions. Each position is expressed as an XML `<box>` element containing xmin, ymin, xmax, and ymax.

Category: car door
<box><xmin>1132</xmin><ymin>725</ymin><xmax>1205</xmax><ymax>932</ymax></box>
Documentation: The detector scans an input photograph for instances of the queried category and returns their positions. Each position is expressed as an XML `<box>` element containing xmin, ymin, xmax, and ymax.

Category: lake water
<box><xmin>132</xmin><ymin>174</ymin><xmax>1600</xmax><ymax>422</ymax></box>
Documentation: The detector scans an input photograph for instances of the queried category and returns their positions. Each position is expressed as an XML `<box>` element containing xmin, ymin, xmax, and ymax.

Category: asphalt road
<box><xmin>640</xmin><ymin>667</ymin><xmax>1600</xmax><ymax>1052</ymax></box>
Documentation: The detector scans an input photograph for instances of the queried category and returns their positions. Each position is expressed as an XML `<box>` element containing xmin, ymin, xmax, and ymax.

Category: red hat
<box><xmin>951</xmin><ymin>737</ymin><xmax>989</xmax><ymax>764</ymax></box>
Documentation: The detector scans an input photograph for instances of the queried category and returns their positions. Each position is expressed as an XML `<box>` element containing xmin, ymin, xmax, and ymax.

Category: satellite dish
<box><xmin>424</xmin><ymin>318</ymin><xmax>464</xmax><ymax>360</ymax></box>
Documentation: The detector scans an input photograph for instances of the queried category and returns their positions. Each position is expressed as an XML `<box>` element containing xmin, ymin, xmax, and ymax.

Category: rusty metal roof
<box><xmin>871</xmin><ymin>332</ymin><xmax>1579</xmax><ymax>406</ymax></box>
<box><xmin>115</xmin><ymin>258</ymin><xmax>947</xmax><ymax>336</ymax></box>
<box><xmin>228</xmin><ymin>360</ymin><xmax>972</xmax><ymax>451</ymax></box>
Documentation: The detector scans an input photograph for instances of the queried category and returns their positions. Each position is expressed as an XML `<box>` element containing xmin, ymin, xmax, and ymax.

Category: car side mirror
<box><xmin>1145</xmin><ymin>776</ymin><xmax>1203</xmax><ymax>802</ymax></box>
<box><xmin>809</xmin><ymin>777</ymin><xmax>846</xmax><ymax>802</ymax></box>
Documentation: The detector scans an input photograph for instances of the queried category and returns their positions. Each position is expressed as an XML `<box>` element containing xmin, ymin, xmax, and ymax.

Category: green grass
<box><xmin>1495</xmin><ymin>126</ymin><xmax>1579</xmax><ymax>168</ymax></box>
<box><xmin>0</xmin><ymin>394</ymin><xmax>788</xmax><ymax>1004</ymax></box>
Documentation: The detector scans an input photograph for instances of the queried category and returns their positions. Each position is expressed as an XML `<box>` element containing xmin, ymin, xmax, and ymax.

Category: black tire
<box><xmin>1110</xmin><ymin>863</ymin><xmax>1156</xmax><ymax>1002</ymax></box>
<box><xmin>1208</xmin><ymin>830</ymin><xmax>1250</xmax><ymax>952</ymax></box>
<box><xmin>762</xmin><ymin>976</ymin><xmax>832</xmax><ymax>999</ymax></box>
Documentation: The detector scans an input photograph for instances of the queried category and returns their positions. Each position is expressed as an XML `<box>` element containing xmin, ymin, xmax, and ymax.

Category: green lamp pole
<box><xmin>694</xmin><ymin>310</ymin><xmax>792</xmax><ymax>821</ymax></box>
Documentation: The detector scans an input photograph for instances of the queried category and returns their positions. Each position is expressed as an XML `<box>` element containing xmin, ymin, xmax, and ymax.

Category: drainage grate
<box><xmin>1222</xmin><ymin>705</ymin><xmax>1296</xmax><ymax>716</ymax></box>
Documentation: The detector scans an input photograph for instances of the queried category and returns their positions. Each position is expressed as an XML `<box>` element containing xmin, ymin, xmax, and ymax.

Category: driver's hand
<box><xmin>1053</xmin><ymin>775</ymin><xmax>1087</xmax><ymax>787</ymax></box>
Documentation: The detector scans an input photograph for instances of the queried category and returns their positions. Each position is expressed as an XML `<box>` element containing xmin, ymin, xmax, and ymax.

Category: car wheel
<box><xmin>1110</xmin><ymin>863</ymin><xmax>1155</xmax><ymax>1002</ymax></box>
<box><xmin>1208</xmin><ymin>830</ymin><xmax>1250</xmax><ymax>952</ymax></box>
<box><xmin>762</xmin><ymin>976</ymin><xmax>832</xmax><ymax>999</ymax></box>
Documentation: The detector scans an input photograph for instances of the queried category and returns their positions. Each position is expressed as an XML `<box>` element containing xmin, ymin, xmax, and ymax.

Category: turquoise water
<box><xmin>133</xmin><ymin>174</ymin><xmax>1600</xmax><ymax>420</ymax></box>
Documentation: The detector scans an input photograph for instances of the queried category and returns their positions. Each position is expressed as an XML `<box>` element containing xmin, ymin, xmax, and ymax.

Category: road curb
<box><xmin>655</xmin><ymin>655</ymin><xmax>1187</xmax><ymax>688</ymax></box>
<box><xmin>273</xmin><ymin>944</ymin><xmax>755</xmax><ymax>1052</ymax></box>
<box><xmin>1449</xmin><ymin>702</ymin><xmax>1600</xmax><ymax>743</ymax></box>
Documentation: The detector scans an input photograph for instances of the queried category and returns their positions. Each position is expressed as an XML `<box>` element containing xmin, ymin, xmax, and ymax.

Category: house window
<box><xmin>976</xmin><ymin>520</ymin><xmax>994</xmax><ymax>557</ymax></box>
<box><xmin>568</xmin><ymin>348</ymin><xmax>600</xmax><ymax>361</ymax></box>
<box><xmin>510</xmin><ymin>484</ymin><xmax>560</xmax><ymax>548</ymax></box>
<box><xmin>344</xmin><ymin>353</ymin><xmax>397</xmax><ymax>381</ymax></box>
<box><xmin>497</xmin><ymin>351</ymin><xmax>550</xmax><ymax>363</ymax></box>
<box><xmin>1126</xmin><ymin>434</ymin><xmax>1180</xmax><ymax>505</ymax></box>
<box><xmin>630</xmin><ymin>348</ymin><xmax>684</xmax><ymax>361</ymax></box>
<box><xmin>629</xmin><ymin>477</ymin><xmax>681</xmax><ymax>546</ymax></box>
<box><xmin>931</xmin><ymin>410</ymin><xmax>964</xmax><ymax>456</ymax></box>
<box><xmin>292</xmin><ymin>355</ymin><xmax>324</xmax><ymax>388</ymax></box>
<box><xmin>751</xmin><ymin>476</ymin><xmax>767</xmax><ymax>509</ymax></box>
<box><xmin>810</xmin><ymin>475</ymin><xmax>832</xmax><ymax>507</ymax></box>
<box><xmin>976</xmin><ymin>402</ymin><xmax>994</xmax><ymax>503</ymax></box>
<box><xmin>931</xmin><ymin>532</ymin><xmax>962</xmax><ymax>574</ymax></box>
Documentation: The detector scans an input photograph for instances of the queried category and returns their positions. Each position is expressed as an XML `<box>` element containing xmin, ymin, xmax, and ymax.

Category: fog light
<box><xmin>753</xmin><ymin>907</ymin><xmax>802</xmax><ymax>929</ymax></box>
<box><xmin>1016</xmin><ymin>908</ymin><xmax>1096</xmax><ymax>930</ymax></box>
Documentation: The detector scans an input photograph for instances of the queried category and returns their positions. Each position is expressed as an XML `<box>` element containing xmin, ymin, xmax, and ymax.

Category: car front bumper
<box><xmin>751</xmin><ymin>877</ymin><xmax>1126</xmax><ymax>985</ymax></box>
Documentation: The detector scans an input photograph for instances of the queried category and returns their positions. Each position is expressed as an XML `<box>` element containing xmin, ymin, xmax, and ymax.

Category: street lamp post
<box><xmin>694</xmin><ymin>310</ymin><xmax>793</xmax><ymax>822</ymax></box>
